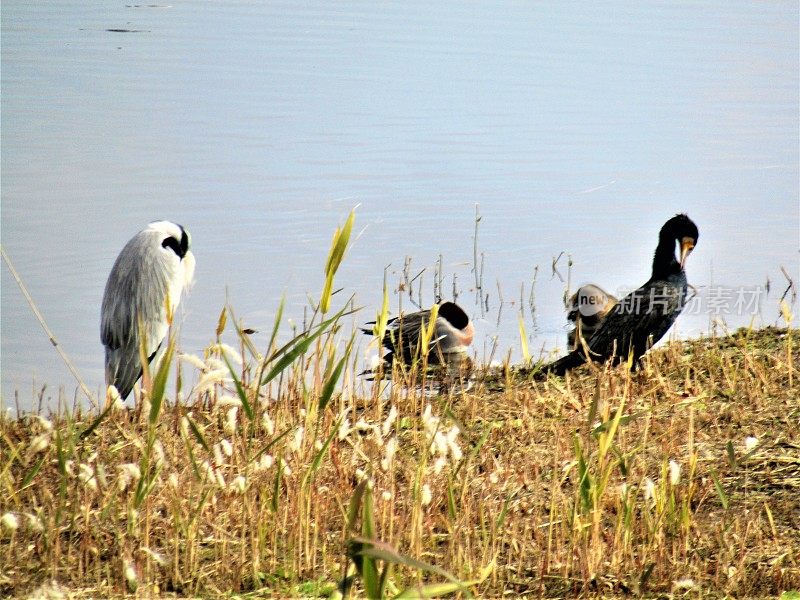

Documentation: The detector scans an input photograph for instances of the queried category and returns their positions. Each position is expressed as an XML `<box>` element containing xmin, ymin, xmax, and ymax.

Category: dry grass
<box><xmin>1</xmin><ymin>322</ymin><xmax>798</xmax><ymax>599</ymax></box>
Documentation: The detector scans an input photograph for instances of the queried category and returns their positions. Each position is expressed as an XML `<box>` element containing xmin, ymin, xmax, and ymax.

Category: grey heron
<box><xmin>101</xmin><ymin>221</ymin><xmax>195</xmax><ymax>400</ymax></box>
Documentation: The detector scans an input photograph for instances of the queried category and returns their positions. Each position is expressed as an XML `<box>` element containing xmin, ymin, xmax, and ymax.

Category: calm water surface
<box><xmin>2</xmin><ymin>2</ymin><xmax>798</xmax><ymax>408</ymax></box>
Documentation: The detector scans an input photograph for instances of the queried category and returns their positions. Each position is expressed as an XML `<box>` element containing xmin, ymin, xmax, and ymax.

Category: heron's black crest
<box><xmin>179</xmin><ymin>224</ymin><xmax>189</xmax><ymax>257</ymax></box>
<box><xmin>162</xmin><ymin>225</ymin><xmax>190</xmax><ymax>259</ymax></box>
<box><xmin>162</xmin><ymin>236</ymin><xmax>183</xmax><ymax>257</ymax></box>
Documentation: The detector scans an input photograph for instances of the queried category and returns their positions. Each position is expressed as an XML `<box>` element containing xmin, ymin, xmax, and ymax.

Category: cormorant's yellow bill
<box><xmin>679</xmin><ymin>237</ymin><xmax>695</xmax><ymax>268</ymax></box>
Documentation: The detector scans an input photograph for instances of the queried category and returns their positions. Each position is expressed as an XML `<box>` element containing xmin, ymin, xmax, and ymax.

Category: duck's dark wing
<box><xmin>381</xmin><ymin>310</ymin><xmax>431</xmax><ymax>362</ymax></box>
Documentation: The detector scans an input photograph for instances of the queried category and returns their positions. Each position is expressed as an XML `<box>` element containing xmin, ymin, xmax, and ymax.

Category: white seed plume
<box><xmin>95</xmin><ymin>463</ymin><xmax>109</xmax><ymax>489</ymax></box>
<box><xmin>381</xmin><ymin>405</ymin><xmax>398</xmax><ymax>437</ymax></box>
<box><xmin>204</xmin><ymin>357</ymin><xmax>228</xmax><ymax>372</ymax></box>
<box><xmin>257</xmin><ymin>454</ymin><xmax>274</xmax><ymax>471</ymax></box>
<box><xmin>32</xmin><ymin>415</ymin><xmax>53</xmax><ymax>432</ymax></box>
<box><xmin>230</xmin><ymin>475</ymin><xmax>247</xmax><ymax>494</ymax></box>
<box><xmin>422</xmin><ymin>404</ymin><xmax>439</xmax><ymax>436</ymax></box>
<box><xmin>372</xmin><ymin>424</ymin><xmax>385</xmax><ymax>448</ymax></box>
<box><xmin>643</xmin><ymin>477</ymin><xmax>657</xmax><ymax>503</ymax></box>
<box><xmin>200</xmin><ymin>460</ymin><xmax>215</xmax><ymax>483</ymax></box>
<box><xmin>213</xmin><ymin>444</ymin><xmax>225</xmax><ymax>466</ymax></box>
<box><xmin>338</xmin><ymin>414</ymin><xmax>351</xmax><ymax>441</ymax></box>
<box><xmin>261</xmin><ymin>411</ymin><xmax>275</xmax><ymax>435</ymax></box>
<box><xmin>1</xmin><ymin>512</ymin><xmax>19</xmax><ymax>532</ymax></box>
<box><xmin>217</xmin><ymin>395</ymin><xmax>243</xmax><ymax>408</ymax></box>
<box><xmin>381</xmin><ymin>437</ymin><xmax>398</xmax><ymax>471</ymax></box>
<box><xmin>354</xmin><ymin>417</ymin><xmax>372</xmax><ymax>433</ymax></box>
<box><xmin>141</xmin><ymin>547</ymin><xmax>167</xmax><ymax>567</ymax></box>
<box><xmin>24</xmin><ymin>513</ymin><xmax>43</xmax><ymax>533</ymax></box>
<box><xmin>744</xmin><ymin>436</ymin><xmax>759</xmax><ymax>451</ymax></box>
<box><xmin>446</xmin><ymin>426</ymin><xmax>462</xmax><ymax>462</ymax></box>
<box><xmin>195</xmin><ymin>368</ymin><xmax>232</xmax><ymax>394</ymax></box>
<box><xmin>168</xmin><ymin>473</ymin><xmax>179</xmax><ymax>490</ymax></box>
<box><xmin>433</xmin><ymin>456</ymin><xmax>447</xmax><ymax>475</ymax></box>
<box><xmin>153</xmin><ymin>440</ymin><xmax>166</xmax><ymax>467</ymax></box>
<box><xmin>220</xmin><ymin>438</ymin><xmax>233</xmax><ymax>457</ymax></box>
<box><xmin>179</xmin><ymin>352</ymin><xmax>207</xmax><ymax>371</ymax></box>
<box><xmin>78</xmin><ymin>464</ymin><xmax>98</xmax><ymax>492</ymax></box>
<box><xmin>28</xmin><ymin>433</ymin><xmax>51</xmax><ymax>455</ymax></box>
<box><xmin>382</xmin><ymin>491</ymin><xmax>393</xmax><ymax>502</ymax></box>
<box><xmin>117</xmin><ymin>463</ymin><xmax>142</xmax><ymax>492</ymax></box>
<box><xmin>289</xmin><ymin>427</ymin><xmax>304</xmax><ymax>453</ymax></box>
<box><xmin>668</xmin><ymin>460</ymin><xmax>681</xmax><ymax>486</ymax></box>
<box><xmin>123</xmin><ymin>558</ymin><xmax>138</xmax><ymax>588</ymax></box>
<box><xmin>368</xmin><ymin>353</ymin><xmax>381</xmax><ymax>371</ymax></box>
<box><xmin>432</xmin><ymin>431</ymin><xmax>448</xmax><ymax>456</ymax></box>
<box><xmin>224</xmin><ymin>406</ymin><xmax>239</xmax><ymax>436</ymax></box>
<box><xmin>421</xmin><ymin>483</ymin><xmax>432</xmax><ymax>506</ymax></box>
<box><xmin>209</xmin><ymin>343</ymin><xmax>243</xmax><ymax>365</ymax></box>
<box><xmin>673</xmin><ymin>578</ymin><xmax>697</xmax><ymax>591</ymax></box>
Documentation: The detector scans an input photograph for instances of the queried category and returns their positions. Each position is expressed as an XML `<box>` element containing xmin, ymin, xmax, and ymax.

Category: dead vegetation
<box><xmin>1</xmin><ymin>325</ymin><xmax>798</xmax><ymax>599</ymax></box>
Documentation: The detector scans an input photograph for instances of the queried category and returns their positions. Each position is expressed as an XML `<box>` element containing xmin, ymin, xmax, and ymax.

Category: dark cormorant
<box><xmin>543</xmin><ymin>214</ymin><xmax>698</xmax><ymax>375</ymax></box>
<box><xmin>363</xmin><ymin>301</ymin><xmax>474</xmax><ymax>367</ymax></box>
<box><xmin>566</xmin><ymin>284</ymin><xmax>618</xmax><ymax>350</ymax></box>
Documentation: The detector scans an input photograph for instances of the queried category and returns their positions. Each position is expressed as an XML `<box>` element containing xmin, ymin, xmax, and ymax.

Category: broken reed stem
<box><xmin>1</xmin><ymin>244</ymin><xmax>98</xmax><ymax>409</ymax></box>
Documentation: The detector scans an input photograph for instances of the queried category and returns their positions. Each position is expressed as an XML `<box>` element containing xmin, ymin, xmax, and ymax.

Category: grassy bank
<box><xmin>1</xmin><ymin>323</ymin><xmax>798</xmax><ymax>599</ymax></box>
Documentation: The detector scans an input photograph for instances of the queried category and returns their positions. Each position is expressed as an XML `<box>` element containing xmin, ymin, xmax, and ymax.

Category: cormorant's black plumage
<box><xmin>543</xmin><ymin>214</ymin><xmax>699</xmax><ymax>375</ymax></box>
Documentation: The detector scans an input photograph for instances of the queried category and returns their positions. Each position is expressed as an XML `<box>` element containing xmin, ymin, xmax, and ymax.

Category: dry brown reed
<box><xmin>1</xmin><ymin>324</ymin><xmax>798</xmax><ymax>599</ymax></box>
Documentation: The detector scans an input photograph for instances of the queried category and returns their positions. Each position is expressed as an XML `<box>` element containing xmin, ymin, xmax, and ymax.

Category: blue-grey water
<box><xmin>2</xmin><ymin>2</ymin><xmax>798</xmax><ymax>409</ymax></box>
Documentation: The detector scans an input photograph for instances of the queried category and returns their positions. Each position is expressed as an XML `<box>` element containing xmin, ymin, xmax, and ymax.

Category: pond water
<box><xmin>2</xmin><ymin>1</ymin><xmax>798</xmax><ymax>409</ymax></box>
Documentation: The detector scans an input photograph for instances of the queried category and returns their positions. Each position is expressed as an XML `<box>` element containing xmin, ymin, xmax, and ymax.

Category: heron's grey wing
<box><xmin>105</xmin><ymin>340</ymin><xmax>163</xmax><ymax>400</ymax></box>
<box><xmin>101</xmin><ymin>232</ymin><xmax>171</xmax><ymax>398</ymax></box>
